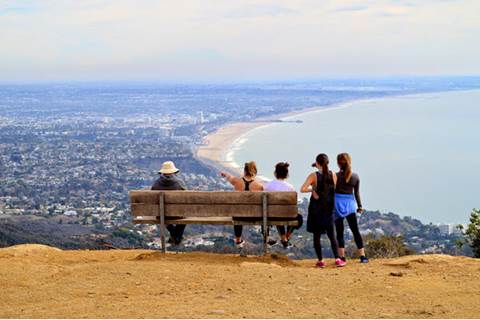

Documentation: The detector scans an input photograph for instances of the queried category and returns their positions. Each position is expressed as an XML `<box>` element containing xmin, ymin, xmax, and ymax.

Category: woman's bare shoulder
<box><xmin>307</xmin><ymin>172</ymin><xmax>317</xmax><ymax>180</ymax></box>
<box><xmin>252</xmin><ymin>181</ymin><xmax>264</xmax><ymax>191</ymax></box>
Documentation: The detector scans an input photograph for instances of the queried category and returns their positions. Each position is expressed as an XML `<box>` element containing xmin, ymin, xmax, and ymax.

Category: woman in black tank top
<box><xmin>243</xmin><ymin>177</ymin><xmax>252</xmax><ymax>191</ymax></box>
<box><xmin>220</xmin><ymin>161</ymin><xmax>263</xmax><ymax>246</ymax></box>
<box><xmin>301</xmin><ymin>154</ymin><xmax>345</xmax><ymax>268</ymax></box>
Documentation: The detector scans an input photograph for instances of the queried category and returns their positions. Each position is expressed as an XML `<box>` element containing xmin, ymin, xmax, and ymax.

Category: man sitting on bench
<box><xmin>151</xmin><ymin>161</ymin><xmax>187</xmax><ymax>245</ymax></box>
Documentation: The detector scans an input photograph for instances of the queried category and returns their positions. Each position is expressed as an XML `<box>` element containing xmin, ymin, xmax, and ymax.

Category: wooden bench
<box><xmin>129</xmin><ymin>190</ymin><xmax>299</xmax><ymax>254</ymax></box>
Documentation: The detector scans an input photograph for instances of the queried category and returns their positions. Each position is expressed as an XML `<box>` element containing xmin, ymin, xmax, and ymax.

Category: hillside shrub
<box><xmin>364</xmin><ymin>234</ymin><xmax>414</xmax><ymax>258</ymax></box>
<box><xmin>457</xmin><ymin>209</ymin><xmax>480</xmax><ymax>258</ymax></box>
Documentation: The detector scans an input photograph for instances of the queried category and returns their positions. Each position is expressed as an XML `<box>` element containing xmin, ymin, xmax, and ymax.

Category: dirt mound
<box><xmin>133</xmin><ymin>251</ymin><xmax>297</xmax><ymax>267</ymax></box>
<box><xmin>0</xmin><ymin>244</ymin><xmax>62</xmax><ymax>258</ymax></box>
<box><xmin>0</xmin><ymin>248</ymin><xmax>479</xmax><ymax>318</ymax></box>
<box><xmin>383</xmin><ymin>254</ymin><xmax>476</xmax><ymax>268</ymax></box>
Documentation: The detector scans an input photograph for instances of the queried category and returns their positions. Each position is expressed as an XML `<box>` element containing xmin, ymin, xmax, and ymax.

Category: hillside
<box><xmin>0</xmin><ymin>215</ymin><xmax>147</xmax><ymax>250</ymax></box>
<box><xmin>0</xmin><ymin>245</ymin><xmax>479</xmax><ymax>318</ymax></box>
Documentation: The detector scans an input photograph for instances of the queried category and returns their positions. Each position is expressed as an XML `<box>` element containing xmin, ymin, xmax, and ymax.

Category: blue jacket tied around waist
<box><xmin>334</xmin><ymin>193</ymin><xmax>357</xmax><ymax>219</ymax></box>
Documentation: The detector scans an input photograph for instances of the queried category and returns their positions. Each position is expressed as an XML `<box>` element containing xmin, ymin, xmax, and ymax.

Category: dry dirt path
<box><xmin>1</xmin><ymin>244</ymin><xmax>479</xmax><ymax>318</ymax></box>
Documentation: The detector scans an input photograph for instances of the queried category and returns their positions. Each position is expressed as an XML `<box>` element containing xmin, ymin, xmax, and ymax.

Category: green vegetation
<box><xmin>457</xmin><ymin>209</ymin><xmax>480</xmax><ymax>258</ymax></box>
<box><xmin>364</xmin><ymin>235</ymin><xmax>413</xmax><ymax>258</ymax></box>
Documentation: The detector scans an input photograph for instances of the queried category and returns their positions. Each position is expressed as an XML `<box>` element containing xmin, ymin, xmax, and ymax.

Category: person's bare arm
<box><xmin>220</xmin><ymin>171</ymin><xmax>242</xmax><ymax>189</ymax></box>
<box><xmin>301</xmin><ymin>173</ymin><xmax>319</xmax><ymax>199</ymax></box>
<box><xmin>300</xmin><ymin>173</ymin><xmax>316</xmax><ymax>193</ymax></box>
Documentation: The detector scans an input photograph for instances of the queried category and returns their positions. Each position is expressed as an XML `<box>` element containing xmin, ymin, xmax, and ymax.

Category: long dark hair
<box><xmin>315</xmin><ymin>153</ymin><xmax>330</xmax><ymax>186</ymax></box>
<box><xmin>337</xmin><ymin>153</ymin><xmax>352</xmax><ymax>182</ymax></box>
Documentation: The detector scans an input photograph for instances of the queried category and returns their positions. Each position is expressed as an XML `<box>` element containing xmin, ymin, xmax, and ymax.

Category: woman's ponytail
<box><xmin>322</xmin><ymin>162</ymin><xmax>328</xmax><ymax>182</ymax></box>
<box><xmin>244</xmin><ymin>161</ymin><xmax>257</xmax><ymax>178</ymax></box>
<box><xmin>315</xmin><ymin>153</ymin><xmax>330</xmax><ymax>187</ymax></box>
<box><xmin>337</xmin><ymin>153</ymin><xmax>352</xmax><ymax>182</ymax></box>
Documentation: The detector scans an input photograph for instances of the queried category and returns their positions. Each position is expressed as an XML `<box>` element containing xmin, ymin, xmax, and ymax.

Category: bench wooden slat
<box><xmin>164</xmin><ymin>191</ymin><xmax>296</xmax><ymax>205</ymax></box>
<box><xmin>131</xmin><ymin>203</ymin><xmax>297</xmax><ymax>218</ymax></box>
<box><xmin>131</xmin><ymin>203</ymin><xmax>158</xmax><ymax>216</ymax></box>
<box><xmin>133</xmin><ymin>217</ymin><xmax>299</xmax><ymax>226</ymax></box>
<box><xmin>167</xmin><ymin>204</ymin><xmax>297</xmax><ymax>218</ymax></box>
<box><xmin>129</xmin><ymin>190</ymin><xmax>297</xmax><ymax>205</ymax></box>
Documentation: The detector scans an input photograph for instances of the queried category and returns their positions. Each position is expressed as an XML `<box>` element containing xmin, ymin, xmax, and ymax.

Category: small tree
<box><xmin>457</xmin><ymin>209</ymin><xmax>480</xmax><ymax>258</ymax></box>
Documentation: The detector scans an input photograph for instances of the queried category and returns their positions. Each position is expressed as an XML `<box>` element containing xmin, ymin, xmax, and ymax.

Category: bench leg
<box><xmin>159</xmin><ymin>221</ymin><xmax>166</xmax><ymax>253</ymax></box>
<box><xmin>262</xmin><ymin>193</ymin><xmax>268</xmax><ymax>256</ymax></box>
<box><xmin>263</xmin><ymin>226</ymin><xmax>268</xmax><ymax>255</ymax></box>
<box><xmin>159</xmin><ymin>194</ymin><xmax>166</xmax><ymax>253</ymax></box>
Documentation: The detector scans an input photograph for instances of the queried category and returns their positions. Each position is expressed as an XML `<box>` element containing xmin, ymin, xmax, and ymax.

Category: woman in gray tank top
<box><xmin>334</xmin><ymin>153</ymin><xmax>368</xmax><ymax>264</ymax></box>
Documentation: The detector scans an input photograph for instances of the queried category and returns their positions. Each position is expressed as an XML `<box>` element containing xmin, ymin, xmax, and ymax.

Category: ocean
<box><xmin>229</xmin><ymin>89</ymin><xmax>480</xmax><ymax>223</ymax></box>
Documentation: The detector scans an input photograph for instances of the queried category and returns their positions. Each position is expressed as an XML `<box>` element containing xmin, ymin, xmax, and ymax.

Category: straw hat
<box><xmin>158</xmin><ymin>161</ymin><xmax>179</xmax><ymax>174</ymax></box>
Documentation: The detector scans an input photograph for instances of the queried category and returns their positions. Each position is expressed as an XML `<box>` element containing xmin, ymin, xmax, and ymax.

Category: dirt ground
<box><xmin>1</xmin><ymin>244</ymin><xmax>479</xmax><ymax>319</ymax></box>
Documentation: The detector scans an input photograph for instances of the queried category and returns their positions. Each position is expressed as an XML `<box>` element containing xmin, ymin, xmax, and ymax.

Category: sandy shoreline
<box><xmin>195</xmin><ymin>100</ymin><xmax>361</xmax><ymax>176</ymax></box>
<box><xmin>196</xmin><ymin>122</ymin><xmax>261</xmax><ymax>175</ymax></box>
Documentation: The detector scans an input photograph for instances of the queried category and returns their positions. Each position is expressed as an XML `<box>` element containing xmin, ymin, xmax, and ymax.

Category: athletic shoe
<box><xmin>340</xmin><ymin>256</ymin><xmax>346</xmax><ymax>262</ymax></box>
<box><xmin>315</xmin><ymin>261</ymin><xmax>326</xmax><ymax>268</ymax></box>
<box><xmin>335</xmin><ymin>258</ymin><xmax>346</xmax><ymax>267</ymax></box>
<box><xmin>281</xmin><ymin>240</ymin><xmax>290</xmax><ymax>249</ymax></box>
<box><xmin>267</xmin><ymin>239</ymin><xmax>277</xmax><ymax>246</ymax></box>
<box><xmin>360</xmin><ymin>256</ymin><xmax>369</xmax><ymax>263</ymax></box>
<box><xmin>235</xmin><ymin>239</ymin><xmax>245</xmax><ymax>248</ymax></box>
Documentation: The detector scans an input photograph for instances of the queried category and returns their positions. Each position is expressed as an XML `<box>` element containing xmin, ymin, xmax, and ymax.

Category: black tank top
<box><xmin>243</xmin><ymin>177</ymin><xmax>253</xmax><ymax>191</ymax></box>
<box><xmin>313</xmin><ymin>171</ymin><xmax>334</xmax><ymax>206</ymax></box>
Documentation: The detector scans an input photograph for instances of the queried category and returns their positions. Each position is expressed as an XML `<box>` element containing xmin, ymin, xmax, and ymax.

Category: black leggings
<box><xmin>235</xmin><ymin>225</ymin><xmax>289</xmax><ymax>239</ymax></box>
<box><xmin>234</xmin><ymin>225</ymin><xmax>243</xmax><ymax>238</ymax></box>
<box><xmin>166</xmin><ymin>224</ymin><xmax>186</xmax><ymax>241</ymax></box>
<box><xmin>335</xmin><ymin>213</ymin><xmax>364</xmax><ymax>249</ymax></box>
<box><xmin>234</xmin><ymin>214</ymin><xmax>304</xmax><ymax>239</ymax></box>
<box><xmin>276</xmin><ymin>214</ymin><xmax>304</xmax><ymax>236</ymax></box>
<box><xmin>313</xmin><ymin>225</ymin><xmax>339</xmax><ymax>261</ymax></box>
<box><xmin>276</xmin><ymin>225</ymin><xmax>295</xmax><ymax>236</ymax></box>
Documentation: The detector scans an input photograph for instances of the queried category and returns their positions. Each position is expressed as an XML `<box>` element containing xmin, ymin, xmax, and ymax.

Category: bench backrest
<box><xmin>129</xmin><ymin>190</ymin><xmax>298</xmax><ymax>218</ymax></box>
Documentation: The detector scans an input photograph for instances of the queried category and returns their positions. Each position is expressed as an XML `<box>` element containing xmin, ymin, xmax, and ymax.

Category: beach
<box><xmin>196</xmin><ymin>103</ymin><xmax>351</xmax><ymax>176</ymax></box>
<box><xmin>197</xmin><ymin>122</ymin><xmax>262</xmax><ymax>175</ymax></box>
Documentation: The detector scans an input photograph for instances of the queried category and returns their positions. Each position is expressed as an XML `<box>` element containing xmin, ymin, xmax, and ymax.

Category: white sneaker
<box><xmin>235</xmin><ymin>239</ymin><xmax>245</xmax><ymax>248</ymax></box>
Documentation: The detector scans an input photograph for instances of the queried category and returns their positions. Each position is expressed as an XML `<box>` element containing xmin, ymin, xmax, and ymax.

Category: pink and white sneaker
<box><xmin>335</xmin><ymin>258</ymin><xmax>346</xmax><ymax>267</ymax></box>
<box><xmin>316</xmin><ymin>261</ymin><xmax>326</xmax><ymax>268</ymax></box>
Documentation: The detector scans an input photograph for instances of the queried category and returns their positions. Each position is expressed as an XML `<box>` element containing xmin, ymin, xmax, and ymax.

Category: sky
<box><xmin>0</xmin><ymin>0</ymin><xmax>479</xmax><ymax>82</ymax></box>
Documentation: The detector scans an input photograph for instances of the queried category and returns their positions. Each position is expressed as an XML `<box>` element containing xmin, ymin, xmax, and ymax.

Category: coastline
<box><xmin>195</xmin><ymin>99</ymin><xmax>369</xmax><ymax>176</ymax></box>
<box><xmin>195</xmin><ymin>88</ymin><xmax>480</xmax><ymax>178</ymax></box>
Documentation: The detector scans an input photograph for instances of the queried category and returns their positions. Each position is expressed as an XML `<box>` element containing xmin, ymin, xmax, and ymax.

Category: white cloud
<box><xmin>0</xmin><ymin>0</ymin><xmax>479</xmax><ymax>81</ymax></box>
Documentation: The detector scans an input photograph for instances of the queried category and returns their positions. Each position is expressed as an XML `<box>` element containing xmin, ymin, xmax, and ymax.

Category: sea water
<box><xmin>230</xmin><ymin>90</ymin><xmax>480</xmax><ymax>223</ymax></box>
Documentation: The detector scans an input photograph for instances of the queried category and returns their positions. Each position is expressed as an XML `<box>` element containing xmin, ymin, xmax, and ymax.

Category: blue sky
<box><xmin>0</xmin><ymin>0</ymin><xmax>479</xmax><ymax>81</ymax></box>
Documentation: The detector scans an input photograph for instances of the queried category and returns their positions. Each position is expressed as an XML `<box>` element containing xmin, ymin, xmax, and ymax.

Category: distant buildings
<box><xmin>438</xmin><ymin>223</ymin><xmax>463</xmax><ymax>236</ymax></box>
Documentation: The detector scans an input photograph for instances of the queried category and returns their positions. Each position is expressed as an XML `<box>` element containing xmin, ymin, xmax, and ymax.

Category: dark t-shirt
<box><xmin>335</xmin><ymin>171</ymin><xmax>362</xmax><ymax>208</ymax></box>
<box><xmin>151</xmin><ymin>174</ymin><xmax>187</xmax><ymax>191</ymax></box>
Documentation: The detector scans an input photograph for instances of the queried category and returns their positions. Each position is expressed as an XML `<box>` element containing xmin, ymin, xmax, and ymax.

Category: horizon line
<box><xmin>1</xmin><ymin>74</ymin><xmax>480</xmax><ymax>86</ymax></box>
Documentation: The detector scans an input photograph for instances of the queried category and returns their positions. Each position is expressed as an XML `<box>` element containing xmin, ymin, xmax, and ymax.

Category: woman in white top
<box><xmin>264</xmin><ymin>162</ymin><xmax>303</xmax><ymax>248</ymax></box>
